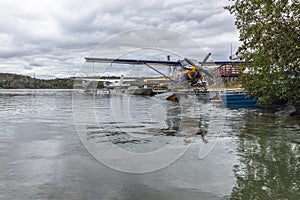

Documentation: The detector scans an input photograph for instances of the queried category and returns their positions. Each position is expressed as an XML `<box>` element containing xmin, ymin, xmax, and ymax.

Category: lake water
<box><xmin>0</xmin><ymin>89</ymin><xmax>299</xmax><ymax>200</ymax></box>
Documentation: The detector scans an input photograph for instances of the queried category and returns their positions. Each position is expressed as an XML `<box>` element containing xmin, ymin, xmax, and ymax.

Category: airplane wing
<box><xmin>85</xmin><ymin>57</ymin><xmax>248</xmax><ymax>67</ymax></box>
<box><xmin>85</xmin><ymin>57</ymin><xmax>181</xmax><ymax>66</ymax></box>
<box><xmin>202</xmin><ymin>60</ymin><xmax>249</xmax><ymax>66</ymax></box>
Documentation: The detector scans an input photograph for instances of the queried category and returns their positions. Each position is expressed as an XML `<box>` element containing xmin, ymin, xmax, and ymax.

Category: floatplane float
<box><xmin>84</xmin><ymin>54</ymin><xmax>256</xmax><ymax>107</ymax></box>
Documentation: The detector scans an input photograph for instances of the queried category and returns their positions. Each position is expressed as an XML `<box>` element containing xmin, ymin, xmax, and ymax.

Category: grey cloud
<box><xmin>0</xmin><ymin>0</ymin><xmax>239</xmax><ymax>78</ymax></box>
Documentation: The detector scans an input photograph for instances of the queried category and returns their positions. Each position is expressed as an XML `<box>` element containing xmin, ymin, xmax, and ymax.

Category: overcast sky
<box><xmin>0</xmin><ymin>0</ymin><xmax>240</xmax><ymax>78</ymax></box>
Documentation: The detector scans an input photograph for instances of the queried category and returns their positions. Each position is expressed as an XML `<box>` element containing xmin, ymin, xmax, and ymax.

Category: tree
<box><xmin>226</xmin><ymin>0</ymin><xmax>300</xmax><ymax>106</ymax></box>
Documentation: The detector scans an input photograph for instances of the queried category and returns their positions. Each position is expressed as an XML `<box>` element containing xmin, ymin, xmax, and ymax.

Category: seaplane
<box><xmin>77</xmin><ymin>75</ymin><xmax>135</xmax><ymax>93</ymax></box>
<box><xmin>84</xmin><ymin>53</ymin><xmax>247</xmax><ymax>101</ymax></box>
<box><xmin>98</xmin><ymin>75</ymin><xmax>133</xmax><ymax>88</ymax></box>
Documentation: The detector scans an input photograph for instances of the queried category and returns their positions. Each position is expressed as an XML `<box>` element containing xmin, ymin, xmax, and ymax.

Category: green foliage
<box><xmin>226</xmin><ymin>0</ymin><xmax>300</xmax><ymax>105</ymax></box>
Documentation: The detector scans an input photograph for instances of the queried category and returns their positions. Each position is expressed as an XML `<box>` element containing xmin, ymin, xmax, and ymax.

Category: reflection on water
<box><xmin>73</xmin><ymin>92</ymin><xmax>227</xmax><ymax>173</ymax></box>
<box><xmin>229</xmin><ymin>110</ymin><xmax>300</xmax><ymax>199</ymax></box>
<box><xmin>0</xmin><ymin>89</ymin><xmax>299</xmax><ymax>199</ymax></box>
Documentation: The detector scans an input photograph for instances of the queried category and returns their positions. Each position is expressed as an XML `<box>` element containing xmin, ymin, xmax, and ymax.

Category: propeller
<box><xmin>183</xmin><ymin>53</ymin><xmax>213</xmax><ymax>84</ymax></box>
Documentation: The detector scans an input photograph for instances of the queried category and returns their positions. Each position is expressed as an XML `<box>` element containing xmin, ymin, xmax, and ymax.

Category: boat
<box><xmin>220</xmin><ymin>90</ymin><xmax>257</xmax><ymax>108</ymax></box>
<box><xmin>126</xmin><ymin>86</ymin><xmax>154</xmax><ymax>96</ymax></box>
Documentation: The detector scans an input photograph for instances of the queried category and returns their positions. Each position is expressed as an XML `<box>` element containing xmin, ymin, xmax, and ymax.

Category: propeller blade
<box><xmin>185</xmin><ymin>53</ymin><xmax>214</xmax><ymax>82</ymax></box>
<box><xmin>199</xmin><ymin>68</ymin><xmax>213</xmax><ymax>79</ymax></box>
<box><xmin>197</xmin><ymin>53</ymin><xmax>214</xmax><ymax>79</ymax></box>
<box><xmin>183</xmin><ymin>57</ymin><xmax>198</xmax><ymax>67</ymax></box>
<box><xmin>200</xmin><ymin>53</ymin><xmax>211</xmax><ymax>67</ymax></box>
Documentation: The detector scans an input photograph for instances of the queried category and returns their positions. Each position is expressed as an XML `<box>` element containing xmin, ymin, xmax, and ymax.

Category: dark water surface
<box><xmin>0</xmin><ymin>89</ymin><xmax>299</xmax><ymax>200</ymax></box>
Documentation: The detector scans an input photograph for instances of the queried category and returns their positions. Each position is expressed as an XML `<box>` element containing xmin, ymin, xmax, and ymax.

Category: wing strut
<box><xmin>144</xmin><ymin>63</ymin><xmax>171</xmax><ymax>80</ymax></box>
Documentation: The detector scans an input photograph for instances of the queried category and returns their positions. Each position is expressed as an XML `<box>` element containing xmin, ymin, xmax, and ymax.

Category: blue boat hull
<box><xmin>220</xmin><ymin>91</ymin><xmax>257</xmax><ymax>108</ymax></box>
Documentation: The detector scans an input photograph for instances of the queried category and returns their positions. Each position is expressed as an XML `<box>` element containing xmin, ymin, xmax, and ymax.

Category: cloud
<box><xmin>0</xmin><ymin>0</ymin><xmax>240</xmax><ymax>78</ymax></box>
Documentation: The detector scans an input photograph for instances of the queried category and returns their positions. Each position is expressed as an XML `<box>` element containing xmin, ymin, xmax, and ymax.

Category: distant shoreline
<box><xmin>0</xmin><ymin>73</ymin><xmax>74</xmax><ymax>89</ymax></box>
